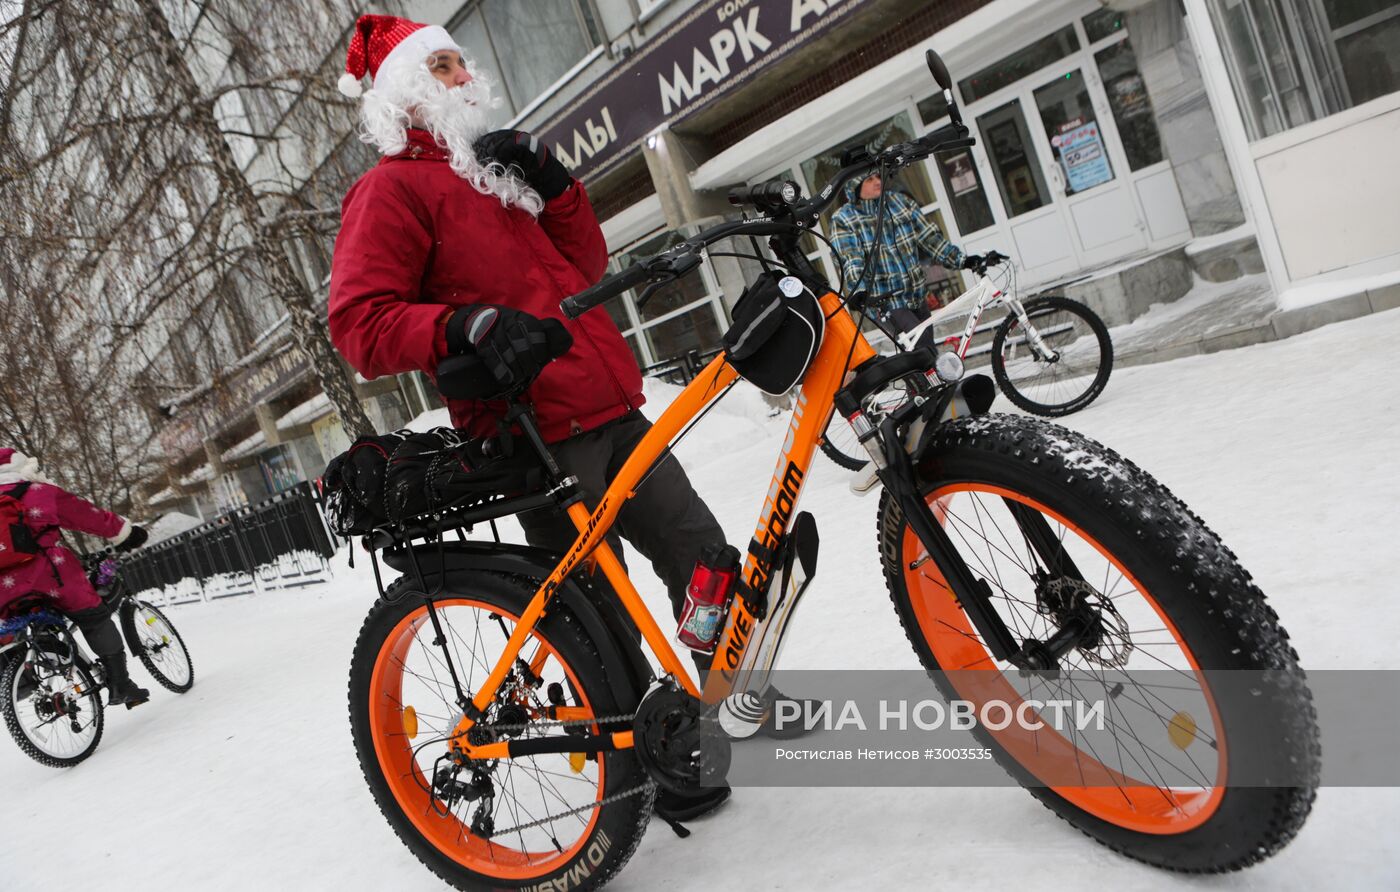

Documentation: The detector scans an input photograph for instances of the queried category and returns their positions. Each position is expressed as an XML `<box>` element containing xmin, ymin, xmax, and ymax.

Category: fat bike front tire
<box><xmin>876</xmin><ymin>413</ymin><xmax>1319</xmax><ymax>872</ymax></box>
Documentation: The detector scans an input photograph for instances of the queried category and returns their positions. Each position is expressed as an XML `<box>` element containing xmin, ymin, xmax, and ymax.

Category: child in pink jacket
<box><xmin>0</xmin><ymin>448</ymin><xmax>151</xmax><ymax>707</ymax></box>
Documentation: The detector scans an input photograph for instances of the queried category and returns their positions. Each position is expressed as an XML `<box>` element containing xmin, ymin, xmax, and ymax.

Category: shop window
<box><xmin>609</xmin><ymin>229</ymin><xmax>727</xmax><ymax>367</ymax></box>
<box><xmin>915</xmin><ymin>91</ymin><xmax>951</xmax><ymax>127</ymax></box>
<box><xmin>1095</xmin><ymin>40</ymin><xmax>1165</xmax><ymax>170</ymax></box>
<box><xmin>1209</xmin><ymin>0</ymin><xmax>1400</xmax><ymax>140</ymax></box>
<box><xmin>959</xmin><ymin>26</ymin><xmax>1080</xmax><ymax>105</ymax></box>
<box><xmin>977</xmin><ymin>99</ymin><xmax>1051</xmax><ymax>217</ymax></box>
<box><xmin>1034</xmin><ymin>69</ymin><xmax>1116</xmax><ymax>196</ymax></box>
<box><xmin>800</xmin><ymin>112</ymin><xmax>937</xmax><ymax>234</ymax></box>
<box><xmin>450</xmin><ymin>1</ymin><xmax>600</xmax><ymax>119</ymax></box>
<box><xmin>933</xmin><ymin>148</ymin><xmax>996</xmax><ymax>234</ymax></box>
<box><xmin>922</xmin><ymin>208</ymin><xmax>966</xmax><ymax>308</ymax></box>
<box><xmin>1083</xmin><ymin>8</ymin><xmax>1127</xmax><ymax>43</ymax></box>
<box><xmin>643</xmin><ymin>306</ymin><xmax>722</xmax><ymax>367</ymax></box>
<box><xmin>619</xmin><ymin>232</ymin><xmax>712</xmax><ymax>323</ymax></box>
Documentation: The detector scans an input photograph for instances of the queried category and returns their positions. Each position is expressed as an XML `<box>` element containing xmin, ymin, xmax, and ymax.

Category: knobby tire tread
<box><xmin>348</xmin><ymin>572</ymin><xmax>653</xmax><ymax>892</ymax></box>
<box><xmin>875</xmin><ymin>413</ymin><xmax>1319</xmax><ymax>873</ymax></box>
<box><xmin>0</xmin><ymin>653</ymin><xmax>104</xmax><ymax>768</ymax></box>
<box><xmin>991</xmin><ymin>296</ymin><xmax>1113</xmax><ymax>417</ymax></box>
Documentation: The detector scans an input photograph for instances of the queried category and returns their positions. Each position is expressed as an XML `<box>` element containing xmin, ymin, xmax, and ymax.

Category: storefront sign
<box><xmin>538</xmin><ymin>0</ymin><xmax>872</xmax><ymax>182</ymax></box>
<box><xmin>1054</xmin><ymin>120</ymin><xmax>1112</xmax><ymax>194</ymax></box>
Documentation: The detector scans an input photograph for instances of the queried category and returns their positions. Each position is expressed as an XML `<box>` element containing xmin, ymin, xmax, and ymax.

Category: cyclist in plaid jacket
<box><xmin>830</xmin><ymin>173</ymin><xmax>990</xmax><ymax>334</ymax></box>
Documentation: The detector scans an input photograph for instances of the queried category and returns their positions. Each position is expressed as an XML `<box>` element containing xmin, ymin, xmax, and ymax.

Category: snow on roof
<box><xmin>278</xmin><ymin>392</ymin><xmax>332</xmax><ymax>430</ymax></box>
<box><xmin>148</xmin><ymin>487</ymin><xmax>179</xmax><ymax>504</ymax></box>
<box><xmin>178</xmin><ymin>465</ymin><xmax>214</xmax><ymax>486</ymax></box>
<box><xmin>221</xmin><ymin>430</ymin><xmax>268</xmax><ymax>463</ymax></box>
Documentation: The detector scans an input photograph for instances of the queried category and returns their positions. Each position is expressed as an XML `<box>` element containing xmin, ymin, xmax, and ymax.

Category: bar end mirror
<box><xmin>925</xmin><ymin>49</ymin><xmax>952</xmax><ymax>91</ymax></box>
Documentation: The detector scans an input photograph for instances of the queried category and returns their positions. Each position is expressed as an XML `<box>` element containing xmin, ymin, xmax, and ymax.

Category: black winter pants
<box><xmin>68</xmin><ymin>604</ymin><xmax>123</xmax><ymax>657</ymax></box>
<box><xmin>517</xmin><ymin>411</ymin><xmax>726</xmax><ymax>671</ymax></box>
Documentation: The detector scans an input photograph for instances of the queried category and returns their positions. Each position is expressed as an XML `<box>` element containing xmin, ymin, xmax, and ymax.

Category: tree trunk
<box><xmin>135</xmin><ymin>0</ymin><xmax>374</xmax><ymax>439</ymax></box>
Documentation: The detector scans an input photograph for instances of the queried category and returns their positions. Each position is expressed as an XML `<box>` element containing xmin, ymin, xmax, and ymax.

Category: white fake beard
<box><xmin>359</xmin><ymin>60</ymin><xmax>544</xmax><ymax>217</ymax></box>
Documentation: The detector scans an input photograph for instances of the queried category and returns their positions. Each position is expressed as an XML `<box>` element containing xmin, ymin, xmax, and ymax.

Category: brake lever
<box><xmin>635</xmin><ymin>278</ymin><xmax>669</xmax><ymax>311</ymax></box>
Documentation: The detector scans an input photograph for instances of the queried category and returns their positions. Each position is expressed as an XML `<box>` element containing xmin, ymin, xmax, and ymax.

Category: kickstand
<box><xmin>659</xmin><ymin>815</ymin><xmax>691</xmax><ymax>839</ymax></box>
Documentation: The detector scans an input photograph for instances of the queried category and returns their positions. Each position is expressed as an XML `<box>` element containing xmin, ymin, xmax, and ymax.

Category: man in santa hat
<box><xmin>327</xmin><ymin>15</ymin><xmax>732</xmax><ymax>822</ymax></box>
<box><xmin>0</xmin><ymin>448</ymin><xmax>151</xmax><ymax>708</ymax></box>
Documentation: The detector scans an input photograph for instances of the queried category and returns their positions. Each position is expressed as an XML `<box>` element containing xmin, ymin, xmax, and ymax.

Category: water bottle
<box><xmin>677</xmin><ymin>544</ymin><xmax>741</xmax><ymax>653</ymax></box>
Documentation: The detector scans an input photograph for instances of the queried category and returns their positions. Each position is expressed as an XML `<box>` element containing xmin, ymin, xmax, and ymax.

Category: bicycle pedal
<box><xmin>849</xmin><ymin>464</ymin><xmax>881</xmax><ymax>496</ymax></box>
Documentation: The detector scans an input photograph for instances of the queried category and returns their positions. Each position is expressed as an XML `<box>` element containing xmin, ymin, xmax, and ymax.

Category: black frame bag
<box><xmin>722</xmin><ymin>271</ymin><xmax>825</xmax><ymax>395</ymax></box>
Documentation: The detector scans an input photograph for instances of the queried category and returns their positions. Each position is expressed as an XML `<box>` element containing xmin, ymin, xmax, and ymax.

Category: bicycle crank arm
<box><xmin>461</xmin><ymin>730</ymin><xmax>634</xmax><ymax>761</ymax></box>
<box><xmin>879</xmin><ymin>417</ymin><xmax>1024</xmax><ymax>665</ymax></box>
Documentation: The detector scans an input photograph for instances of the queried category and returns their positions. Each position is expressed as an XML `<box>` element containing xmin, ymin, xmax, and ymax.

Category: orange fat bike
<box><xmin>346</xmin><ymin>51</ymin><xmax>1319</xmax><ymax>891</ymax></box>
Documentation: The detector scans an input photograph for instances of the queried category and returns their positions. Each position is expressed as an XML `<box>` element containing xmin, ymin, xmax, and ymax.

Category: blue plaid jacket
<box><xmin>829</xmin><ymin>179</ymin><xmax>964</xmax><ymax>316</ymax></box>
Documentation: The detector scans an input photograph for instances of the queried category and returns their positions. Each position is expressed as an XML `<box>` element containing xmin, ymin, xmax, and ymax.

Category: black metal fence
<box><xmin>123</xmin><ymin>482</ymin><xmax>337</xmax><ymax>604</ymax></box>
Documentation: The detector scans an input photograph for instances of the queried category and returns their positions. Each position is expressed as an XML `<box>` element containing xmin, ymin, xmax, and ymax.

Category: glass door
<box><xmin>1027</xmin><ymin>62</ymin><xmax>1149</xmax><ymax>265</ymax></box>
<box><xmin>975</xmin><ymin>97</ymin><xmax>1081</xmax><ymax>281</ymax></box>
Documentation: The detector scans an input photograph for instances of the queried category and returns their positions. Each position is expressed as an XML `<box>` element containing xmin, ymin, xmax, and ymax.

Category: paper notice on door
<box><xmin>944</xmin><ymin>152</ymin><xmax>978</xmax><ymax>196</ymax></box>
<box><xmin>1052</xmin><ymin>121</ymin><xmax>1112</xmax><ymax>193</ymax></box>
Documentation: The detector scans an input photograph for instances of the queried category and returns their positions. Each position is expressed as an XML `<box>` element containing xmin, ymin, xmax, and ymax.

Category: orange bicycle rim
<box><xmin>367</xmin><ymin>598</ymin><xmax>604</xmax><ymax>879</ymax></box>
<box><xmin>902</xmin><ymin>483</ymin><xmax>1227</xmax><ymax>834</ymax></box>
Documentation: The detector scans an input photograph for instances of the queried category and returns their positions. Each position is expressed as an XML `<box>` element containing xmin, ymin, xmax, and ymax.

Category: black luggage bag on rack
<box><xmin>321</xmin><ymin>428</ymin><xmax>545</xmax><ymax>537</ymax></box>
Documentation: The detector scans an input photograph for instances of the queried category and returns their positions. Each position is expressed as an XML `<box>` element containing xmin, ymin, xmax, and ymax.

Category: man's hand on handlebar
<box><xmin>962</xmin><ymin>250</ymin><xmax>1010</xmax><ymax>274</ymax></box>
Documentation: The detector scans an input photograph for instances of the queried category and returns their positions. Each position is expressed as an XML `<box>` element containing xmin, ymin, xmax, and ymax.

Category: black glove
<box><xmin>473</xmin><ymin>129</ymin><xmax>573</xmax><ymax>202</ymax></box>
<box><xmin>962</xmin><ymin>250</ymin><xmax>1008</xmax><ymax>271</ymax></box>
<box><xmin>116</xmin><ymin>525</ymin><xmax>148</xmax><ymax>552</ymax></box>
<box><xmin>441</xmin><ymin>305</ymin><xmax>573</xmax><ymax>399</ymax></box>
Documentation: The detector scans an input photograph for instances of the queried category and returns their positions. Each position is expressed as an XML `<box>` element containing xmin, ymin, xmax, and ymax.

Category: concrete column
<box><xmin>202</xmin><ymin>439</ymin><xmax>225</xmax><ymax>476</ymax></box>
<box><xmin>1116</xmin><ymin>0</ymin><xmax>1246</xmax><ymax>236</ymax></box>
<box><xmin>640</xmin><ymin>126</ymin><xmax>732</xmax><ymax>229</ymax></box>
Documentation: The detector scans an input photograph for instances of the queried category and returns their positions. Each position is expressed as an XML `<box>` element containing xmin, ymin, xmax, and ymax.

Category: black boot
<box><xmin>759</xmin><ymin>688</ymin><xmax>824</xmax><ymax>741</ymax></box>
<box><xmin>99</xmin><ymin>654</ymin><xmax>149</xmax><ymax>709</ymax></box>
<box><xmin>654</xmin><ymin>784</ymin><xmax>731</xmax><ymax>836</ymax></box>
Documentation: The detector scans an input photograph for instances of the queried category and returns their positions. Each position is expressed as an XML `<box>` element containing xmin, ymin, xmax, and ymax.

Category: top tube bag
<box><xmin>721</xmin><ymin>271</ymin><xmax>825</xmax><ymax>395</ymax></box>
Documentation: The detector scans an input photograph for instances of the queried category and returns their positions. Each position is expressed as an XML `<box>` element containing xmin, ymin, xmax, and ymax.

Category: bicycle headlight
<box><xmin>779</xmin><ymin>181</ymin><xmax>798</xmax><ymax>204</ymax></box>
<box><xmin>934</xmin><ymin>351</ymin><xmax>964</xmax><ymax>383</ymax></box>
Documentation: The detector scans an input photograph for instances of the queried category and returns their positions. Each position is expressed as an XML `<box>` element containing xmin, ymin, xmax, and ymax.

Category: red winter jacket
<box><xmin>328</xmin><ymin>128</ymin><xmax>644</xmax><ymax>443</ymax></box>
<box><xmin>0</xmin><ymin>481</ymin><xmax>127</xmax><ymax>615</ymax></box>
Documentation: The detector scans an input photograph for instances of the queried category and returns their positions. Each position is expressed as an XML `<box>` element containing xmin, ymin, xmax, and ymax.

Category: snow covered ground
<box><xmin>4</xmin><ymin>308</ymin><xmax>1399</xmax><ymax>890</ymax></box>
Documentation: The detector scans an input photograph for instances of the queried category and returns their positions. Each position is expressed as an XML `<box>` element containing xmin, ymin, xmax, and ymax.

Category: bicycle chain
<box><xmin>489</xmin><ymin>781</ymin><xmax>655</xmax><ymax>838</ymax></box>
<box><xmin>439</xmin><ymin>710</ymin><xmax>652</xmax><ymax>839</ymax></box>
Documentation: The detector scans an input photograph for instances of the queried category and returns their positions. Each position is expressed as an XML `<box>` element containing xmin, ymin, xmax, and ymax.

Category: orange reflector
<box><xmin>1168</xmin><ymin>711</ymin><xmax>1196</xmax><ymax>750</ymax></box>
<box><xmin>568</xmin><ymin>751</ymin><xmax>587</xmax><ymax>773</ymax></box>
<box><xmin>403</xmin><ymin>705</ymin><xmax>419</xmax><ymax>740</ymax></box>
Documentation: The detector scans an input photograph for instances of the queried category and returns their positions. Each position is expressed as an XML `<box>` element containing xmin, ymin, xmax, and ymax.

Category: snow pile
<box><xmin>3</xmin><ymin>309</ymin><xmax>1400</xmax><ymax>888</ymax></box>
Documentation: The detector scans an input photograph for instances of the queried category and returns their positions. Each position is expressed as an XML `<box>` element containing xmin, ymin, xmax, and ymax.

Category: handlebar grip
<box><xmin>561</xmin><ymin>262</ymin><xmax>651</xmax><ymax>319</ymax></box>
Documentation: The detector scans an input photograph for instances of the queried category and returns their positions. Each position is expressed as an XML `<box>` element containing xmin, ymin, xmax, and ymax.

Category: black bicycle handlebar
<box><xmin>560</xmin><ymin>261</ymin><xmax>651</xmax><ymax>319</ymax></box>
<box><xmin>559</xmin><ymin>123</ymin><xmax>974</xmax><ymax>318</ymax></box>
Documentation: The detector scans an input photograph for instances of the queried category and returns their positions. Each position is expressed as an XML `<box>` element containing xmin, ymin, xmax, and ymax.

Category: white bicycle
<box><xmin>821</xmin><ymin>252</ymin><xmax>1114</xmax><ymax>471</ymax></box>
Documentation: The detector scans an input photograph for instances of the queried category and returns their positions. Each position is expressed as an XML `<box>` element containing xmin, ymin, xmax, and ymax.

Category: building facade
<box><xmin>142</xmin><ymin>0</ymin><xmax>1400</xmax><ymax>519</ymax></box>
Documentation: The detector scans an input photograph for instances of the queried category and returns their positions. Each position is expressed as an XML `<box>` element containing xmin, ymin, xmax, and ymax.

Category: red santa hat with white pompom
<box><xmin>338</xmin><ymin>14</ymin><xmax>460</xmax><ymax>98</ymax></box>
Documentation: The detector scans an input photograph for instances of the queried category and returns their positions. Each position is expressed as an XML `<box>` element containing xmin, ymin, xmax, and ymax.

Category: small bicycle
<box><xmin>0</xmin><ymin>552</ymin><xmax>194</xmax><ymax>767</ymax></box>
<box><xmin>821</xmin><ymin>253</ymin><xmax>1113</xmax><ymax>470</ymax></box>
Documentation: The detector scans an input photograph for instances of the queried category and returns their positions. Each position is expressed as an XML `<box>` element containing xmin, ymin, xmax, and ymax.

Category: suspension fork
<box><xmin>1002</xmin><ymin>498</ymin><xmax>1086</xmax><ymax>583</ymax></box>
<box><xmin>877</xmin><ymin>413</ymin><xmax>1024</xmax><ymax>665</ymax></box>
<box><xmin>1007</xmin><ymin>298</ymin><xmax>1058</xmax><ymax>361</ymax></box>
